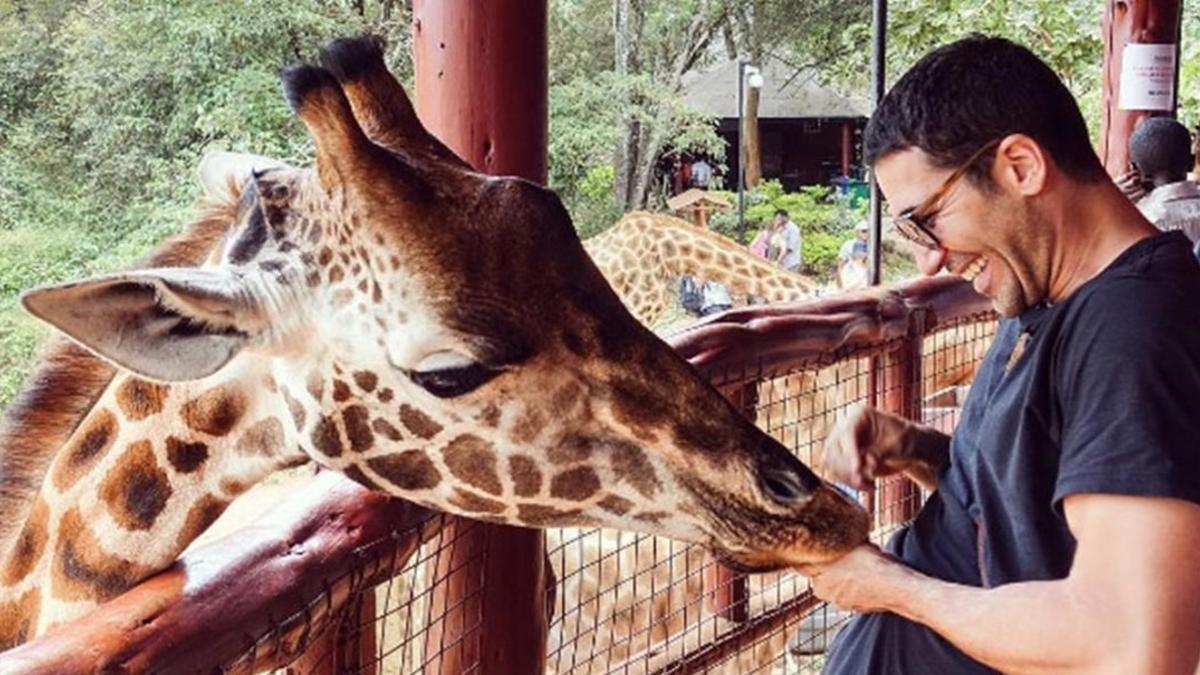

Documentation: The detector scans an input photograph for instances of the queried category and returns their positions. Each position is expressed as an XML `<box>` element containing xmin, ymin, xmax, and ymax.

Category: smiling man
<box><xmin>802</xmin><ymin>36</ymin><xmax>1200</xmax><ymax>674</ymax></box>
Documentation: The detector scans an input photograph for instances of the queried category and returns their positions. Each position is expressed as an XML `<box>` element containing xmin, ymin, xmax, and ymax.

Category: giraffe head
<box><xmin>20</xmin><ymin>37</ymin><xmax>867</xmax><ymax>570</ymax></box>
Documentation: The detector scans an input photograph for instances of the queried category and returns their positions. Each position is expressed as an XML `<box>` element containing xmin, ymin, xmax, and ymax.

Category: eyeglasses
<box><xmin>893</xmin><ymin>139</ymin><xmax>1002</xmax><ymax>250</ymax></box>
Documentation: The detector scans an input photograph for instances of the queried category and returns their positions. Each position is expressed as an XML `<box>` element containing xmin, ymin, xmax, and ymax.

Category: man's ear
<box><xmin>21</xmin><ymin>268</ymin><xmax>273</xmax><ymax>382</ymax></box>
<box><xmin>995</xmin><ymin>134</ymin><xmax>1048</xmax><ymax>196</ymax></box>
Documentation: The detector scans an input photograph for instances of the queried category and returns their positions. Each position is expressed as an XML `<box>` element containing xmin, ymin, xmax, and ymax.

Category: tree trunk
<box><xmin>744</xmin><ymin>82</ymin><xmax>762</xmax><ymax>188</ymax></box>
<box><xmin>612</xmin><ymin>0</ymin><xmax>646</xmax><ymax>210</ymax></box>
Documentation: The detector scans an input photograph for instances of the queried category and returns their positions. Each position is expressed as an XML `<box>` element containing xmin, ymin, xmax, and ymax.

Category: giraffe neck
<box><xmin>0</xmin><ymin>357</ymin><xmax>306</xmax><ymax>646</ymax></box>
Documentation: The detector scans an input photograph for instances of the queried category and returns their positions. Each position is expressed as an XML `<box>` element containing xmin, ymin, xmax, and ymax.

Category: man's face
<box><xmin>875</xmin><ymin>147</ymin><xmax>1053</xmax><ymax>316</ymax></box>
<box><xmin>856</xmin><ymin>229</ymin><xmax>868</xmax><ymax>241</ymax></box>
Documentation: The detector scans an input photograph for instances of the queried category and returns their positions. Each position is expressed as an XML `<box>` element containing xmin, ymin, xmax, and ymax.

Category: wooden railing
<box><xmin>0</xmin><ymin>275</ymin><xmax>994</xmax><ymax>674</ymax></box>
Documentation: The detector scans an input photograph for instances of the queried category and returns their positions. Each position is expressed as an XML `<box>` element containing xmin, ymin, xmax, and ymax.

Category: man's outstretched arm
<box><xmin>805</xmin><ymin>494</ymin><xmax>1200</xmax><ymax>674</ymax></box>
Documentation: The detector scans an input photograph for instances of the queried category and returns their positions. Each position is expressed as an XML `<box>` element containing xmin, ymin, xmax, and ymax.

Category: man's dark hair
<box><xmin>865</xmin><ymin>35</ymin><xmax>1106</xmax><ymax>185</ymax></box>
<box><xmin>1129</xmin><ymin>117</ymin><xmax>1193</xmax><ymax>184</ymax></box>
<box><xmin>774</xmin><ymin>209</ymin><xmax>789</xmax><ymax>218</ymax></box>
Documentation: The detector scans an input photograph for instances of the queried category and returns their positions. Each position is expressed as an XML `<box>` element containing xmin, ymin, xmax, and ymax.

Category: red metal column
<box><xmin>1098</xmin><ymin>0</ymin><xmax>1183</xmax><ymax>176</ymax></box>
<box><xmin>412</xmin><ymin>2</ymin><xmax>549</xmax><ymax>674</ymax></box>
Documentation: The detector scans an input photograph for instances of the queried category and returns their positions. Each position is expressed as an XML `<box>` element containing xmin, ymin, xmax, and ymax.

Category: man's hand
<box><xmin>821</xmin><ymin>403</ymin><xmax>949</xmax><ymax>492</ymax></box>
<box><xmin>798</xmin><ymin>544</ymin><xmax>916</xmax><ymax>613</ymax></box>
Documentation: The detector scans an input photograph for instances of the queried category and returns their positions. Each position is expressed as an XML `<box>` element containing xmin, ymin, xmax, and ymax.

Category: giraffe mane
<box><xmin>0</xmin><ymin>184</ymin><xmax>242</xmax><ymax>549</ymax></box>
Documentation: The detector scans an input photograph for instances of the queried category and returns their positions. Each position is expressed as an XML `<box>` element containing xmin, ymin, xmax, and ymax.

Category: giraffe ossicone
<box><xmin>0</xmin><ymin>36</ymin><xmax>867</xmax><ymax>648</ymax></box>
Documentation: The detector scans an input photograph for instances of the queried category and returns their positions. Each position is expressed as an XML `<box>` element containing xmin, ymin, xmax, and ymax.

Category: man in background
<box><xmin>773</xmin><ymin>209</ymin><xmax>802</xmax><ymax>272</ymax></box>
<box><xmin>1125</xmin><ymin>117</ymin><xmax>1200</xmax><ymax>242</ymax></box>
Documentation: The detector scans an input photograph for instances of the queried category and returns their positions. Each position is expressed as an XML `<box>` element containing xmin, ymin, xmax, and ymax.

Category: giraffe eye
<box><xmin>409</xmin><ymin>363</ymin><xmax>499</xmax><ymax>398</ymax></box>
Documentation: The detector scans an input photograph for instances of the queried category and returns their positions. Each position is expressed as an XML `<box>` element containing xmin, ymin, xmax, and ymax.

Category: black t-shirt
<box><xmin>825</xmin><ymin>232</ymin><xmax>1200</xmax><ymax>674</ymax></box>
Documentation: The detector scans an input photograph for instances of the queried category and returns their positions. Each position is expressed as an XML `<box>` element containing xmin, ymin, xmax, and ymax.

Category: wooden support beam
<box><xmin>412</xmin><ymin>2</ymin><xmax>549</xmax><ymax>673</ymax></box>
<box><xmin>1099</xmin><ymin>0</ymin><xmax>1183</xmax><ymax>176</ymax></box>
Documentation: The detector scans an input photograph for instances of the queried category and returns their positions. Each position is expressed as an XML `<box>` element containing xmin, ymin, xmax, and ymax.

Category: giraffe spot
<box><xmin>311</xmin><ymin>415</ymin><xmax>343</xmax><ymax>458</ymax></box>
<box><xmin>101</xmin><ymin>441</ymin><xmax>172</xmax><ymax>531</ymax></box>
<box><xmin>662</xmin><ymin>240</ymin><xmax>678</xmax><ymax>257</ymax></box>
<box><xmin>476</xmin><ymin>404</ymin><xmax>501</xmax><ymax>428</ymax></box>
<box><xmin>516</xmin><ymin>504</ymin><xmax>587</xmax><ymax>528</ymax></box>
<box><xmin>174</xmin><ymin>494</ymin><xmax>228</xmax><ymax>552</ymax></box>
<box><xmin>332</xmin><ymin>289</ymin><xmax>354</xmax><ymax>306</ymax></box>
<box><xmin>318</xmin><ymin>246</ymin><xmax>333</xmax><ymax>266</ymax></box>
<box><xmin>353</xmin><ymin>371</ymin><xmax>378</xmax><ymax>392</ymax></box>
<box><xmin>116</xmin><ymin>378</ymin><xmax>170</xmax><ymax>421</ymax></box>
<box><xmin>51</xmin><ymin>508</ymin><xmax>152</xmax><ymax>603</ymax></box>
<box><xmin>0</xmin><ymin>589</ymin><xmax>39</xmax><ymax>651</ymax></box>
<box><xmin>399</xmin><ymin>404</ymin><xmax>442</xmax><ymax>440</ymax></box>
<box><xmin>342</xmin><ymin>405</ymin><xmax>374</xmax><ymax>452</ymax></box>
<box><xmin>342</xmin><ymin>464</ymin><xmax>383</xmax><ymax>491</ymax></box>
<box><xmin>367</xmin><ymin>451</ymin><xmax>442</xmax><ymax>491</ymax></box>
<box><xmin>329</xmin><ymin>265</ymin><xmax>345</xmax><ymax>282</ymax></box>
<box><xmin>1</xmin><ymin>498</ymin><xmax>49</xmax><ymax>585</ymax></box>
<box><xmin>443</xmin><ymin>435</ymin><xmax>502</xmax><ymax>495</ymax></box>
<box><xmin>377</xmin><ymin>388</ymin><xmax>394</xmax><ymax>403</ymax></box>
<box><xmin>165</xmin><ymin>437</ymin><xmax>209</xmax><ymax>473</ymax></box>
<box><xmin>548</xmin><ymin>434</ymin><xmax>592</xmax><ymax>464</ymax></box>
<box><xmin>307</xmin><ymin>373</ymin><xmax>325</xmax><ymax>401</ymax></box>
<box><xmin>390</xmin><ymin>255</ymin><xmax>401</xmax><ymax>270</ymax></box>
<box><xmin>550</xmin><ymin>466</ymin><xmax>601</xmax><ymax>501</ymax></box>
<box><xmin>509</xmin><ymin>455</ymin><xmax>542</xmax><ymax>497</ymax></box>
<box><xmin>372</xmin><ymin>418</ymin><xmax>403</xmax><ymax>441</ymax></box>
<box><xmin>283</xmin><ymin>387</ymin><xmax>307</xmax><ymax>431</ymax></box>
<box><xmin>356</xmin><ymin>278</ymin><xmax>368</xmax><ymax>293</ymax></box>
<box><xmin>371</xmin><ymin>281</ymin><xmax>383</xmax><ymax>303</ymax></box>
<box><xmin>598</xmin><ymin>494</ymin><xmax>634</xmax><ymax>516</ymax></box>
<box><xmin>219</xmin><ymin>477</ymin><xmax>254</xmax><ymax>497</ymax></box>
<box><xmin>512</xmin><ymin>407</ymin><xmax>545</xmax><ymax>444</ymax></box>
<box><xmin>181</xmin><ymin>386</ymin><xmax>247</xmax><ymax>437</ymax></box>
<box><xmin>261</xmin><ymin>375</ymin><xmax>279</xmax><ymax>393</ymax></box>
<box><xmin>236</xmin><ymin>418</ymin><xmax>284</xmax><ymax>457</ymax></box>
<box><xmin>611</xmin><ymin>441</ymin><xmax>661</xmax><ymax>498</ymax></box>
<box><xmin>332</xmin><ymin>379</ymin><xmax>352</xmax><ymax>402</ymax></box>
<box><xmin>633</xmin><ymin>511</ymin><xmax>671</xmax><ymax>524</ymax></box>
<box><xmin>306</xmin><ymin>270</ymin><xmax>322</xmax><ymax>287</ymax></box>
<box><xmin>448</xmin><ymin>488</ymin><xmax>506</xmax><ymax>514</ymax></box>
<box><xmin>53</xmin><ymin>408</ymin><xmax>118</xmax><ymax>491</ymax></box>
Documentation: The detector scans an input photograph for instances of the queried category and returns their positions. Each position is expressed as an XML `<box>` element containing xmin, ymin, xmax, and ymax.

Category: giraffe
<box><xmin>583</xmin><ymin>211</ymin><xmax>815</xmax><ymax>327</ymax></box>
<box><xmin>0</xmin><ymin>37</ymin><xmax>869</xmax><ymax>650</ymax></box>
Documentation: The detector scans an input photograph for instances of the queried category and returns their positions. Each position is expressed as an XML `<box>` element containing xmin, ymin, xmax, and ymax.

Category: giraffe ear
<box><xmin>21</xmin><ymin>268</ymin><xmax>271</xmax><ymax>382</ymax></box>
<box><xmin>197</xmin><ymin>150</ymin><xmax>290</xmax><ymax>201</ymax></box>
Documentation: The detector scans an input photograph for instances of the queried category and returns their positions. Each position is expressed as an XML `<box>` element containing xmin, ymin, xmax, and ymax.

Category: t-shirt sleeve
<box><xmin>1054</xmin><ymin>278</ymin><xmax>1200</xmax><ymax>509</ymax></box>
<box><xmin>838</xmin><ymin>239</ymin><xmax>854</xmax><ymax>260</ymax></box>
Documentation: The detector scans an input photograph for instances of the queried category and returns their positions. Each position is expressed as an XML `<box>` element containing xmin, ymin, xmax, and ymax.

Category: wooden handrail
<box><xmin>668</xmin><ymin>275</ymin><xmax>992</xmax><ymax>382</ymax></box>
<box><xmin>0</xmin><ymin>472</ymin><xmax>437</xmax><ymax>674</ymax></box>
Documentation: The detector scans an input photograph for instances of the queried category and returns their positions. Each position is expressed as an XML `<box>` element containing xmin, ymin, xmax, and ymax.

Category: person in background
<box><xmin>772</xmin><ymin>209</ymin><xmax>802</xmax><ymax>272</ymax></box>
<box><xmin>1120</xmin><ymin>117</ymin><xmax>1200</xmax><ymax>242</ymax></box>
<box><xmin>749</xmin><ymin>220</ymin><xmax>772</xmax><ymax>258</ymax></box>
<box><xmin>837</xmin><ymin>221</ymin><xmax>871</xmax><ymax>290</ymax></box>
<box><xmin>690</xmin><ymin>157</ymin><xmax>712</xmax><ymax>189</ymax></box>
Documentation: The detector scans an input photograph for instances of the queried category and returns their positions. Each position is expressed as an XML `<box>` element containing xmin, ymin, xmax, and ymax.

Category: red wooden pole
<box><xmin>1098</xmin><ymin>0</ymin><xmax>1183</xmax><ymax>177</ymax></box>
<box><xmin>411</xmin><ymin>2</ymin><xmax>549</xmax><ymax>674</ymax></box>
